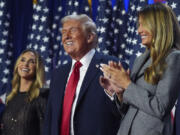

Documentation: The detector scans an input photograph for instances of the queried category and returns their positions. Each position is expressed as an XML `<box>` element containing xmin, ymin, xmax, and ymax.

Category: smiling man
<box><xmin>43</xmin><ymin>14</ymin><xmax>121</xmax><ymax>135</ymax></box>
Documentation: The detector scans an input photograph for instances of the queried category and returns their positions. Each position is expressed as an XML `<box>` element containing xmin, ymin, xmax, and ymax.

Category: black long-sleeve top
<box><xmin>0</xmin><ymin>91</ymin><xmax>47</xmax><ymax>135</ymax></box>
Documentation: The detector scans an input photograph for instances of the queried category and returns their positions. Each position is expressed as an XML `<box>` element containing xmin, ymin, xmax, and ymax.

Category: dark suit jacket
<box><xmin>43</xmin><ymin>51</ymin><xmax>121</xmax><ymax>135</ymax></box>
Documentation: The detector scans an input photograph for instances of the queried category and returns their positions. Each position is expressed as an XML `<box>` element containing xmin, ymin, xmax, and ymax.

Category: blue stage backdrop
<box><xmin>0</xmin><ymin>0</ymin><xmax>180</xmax><ymax>99</ymax></box>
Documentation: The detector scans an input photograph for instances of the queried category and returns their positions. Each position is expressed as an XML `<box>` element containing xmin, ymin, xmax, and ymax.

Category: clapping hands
<box><xmin>98</xmin><ymin>61</ymin><xmax>131</xmax><ymax>102</ymax></box>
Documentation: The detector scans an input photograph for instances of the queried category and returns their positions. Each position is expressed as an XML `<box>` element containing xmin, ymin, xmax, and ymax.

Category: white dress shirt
<box><xmin>67</xmin><ymin>49</ymin><xmax>95</xmax><ymax>135</ymax></box>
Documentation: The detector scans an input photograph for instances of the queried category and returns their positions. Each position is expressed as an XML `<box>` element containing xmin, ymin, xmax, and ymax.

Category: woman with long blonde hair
<box><xmin>1</xmin><ymin>49</ymin><xmax>46</xmax><ymax>135</ymax></box>
<box><xmin>99</xmin><ymin>3</ymin><xmax>180</xmax><ymax>135</ymax></box>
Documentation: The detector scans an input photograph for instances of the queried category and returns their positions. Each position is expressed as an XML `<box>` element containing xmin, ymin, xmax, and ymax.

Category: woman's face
<box><xmin>17</xmin><ymin>51</ymin><xmax>36</xmax><ymax>80</ymax></box>
<box><xmin>138</xmin><ymin>16</ymin><xmax>153</xmax><ymax>48</ymax></box>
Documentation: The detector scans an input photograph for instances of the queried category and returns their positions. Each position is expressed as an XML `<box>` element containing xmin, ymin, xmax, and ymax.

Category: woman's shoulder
<box><xmin>30</xmin><ymin>89</ymin><xmax>48</xmax><ymax>106</ymax></box>
<box><xmin>39</xmin><ymin>88</ymin><xmax>49</xmax><ymax>99</ymax></box>
<box><xmin>169</xmin><ymin>48</ymin><xmax>180</xmax><ymax>54</ymax></box>
<box><xmin>32</xmin><ymin>89</ymin><xmax>49</xmax><ymax>113</ymax></box>
<box><xmin>165</xmin><ymin>49</ymin><xmax>180</xmax><ymax>68</ymax></box>
<box><xmin>34</xmin><ymin>88</ymin><xmax>49</xmax><ymax>103</ymax></box>
<box><xmin>166</xmin><ymin>49</ymin><xmax>180</xmax><ymax>60</ymax></box>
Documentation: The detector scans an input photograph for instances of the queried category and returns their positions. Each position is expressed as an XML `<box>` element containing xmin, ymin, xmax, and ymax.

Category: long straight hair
<box><xmin>138</xmin><ymin>3</ymin><xmax>180</xmax><ymax>84</ymax></box>
<box><xmin>6</xmin><ymin>49</ymin><xmax>45</xmax><ymax>104</ymax></box>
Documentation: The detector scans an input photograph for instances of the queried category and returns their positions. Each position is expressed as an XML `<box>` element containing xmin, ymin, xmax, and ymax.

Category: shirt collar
<box><xmin>72</xmin><ymin>49</ymin><xmax>95</xmax><ymax>68</ymax></box>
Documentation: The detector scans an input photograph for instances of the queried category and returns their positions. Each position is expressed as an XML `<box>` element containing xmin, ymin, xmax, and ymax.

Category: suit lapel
<box><xmin>131</xmin><ymin>50</ymin><xmax>150</xmax><ymax>81</ymax></box>
<box><xmin>76</xmin><ymin>52</ymin><xmax>101</xmax><ymax>107</ymax></box>
<box><xmin>56</xmin><ymin>62</ymin><xmax>72</xmax><ymax>112</ymax></box>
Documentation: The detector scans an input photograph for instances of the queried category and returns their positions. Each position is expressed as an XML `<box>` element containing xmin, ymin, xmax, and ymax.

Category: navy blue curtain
<box><xmin>8</xmin><ymin>0</ymin><xmax>33</xmax><ymax>59</ymax></box>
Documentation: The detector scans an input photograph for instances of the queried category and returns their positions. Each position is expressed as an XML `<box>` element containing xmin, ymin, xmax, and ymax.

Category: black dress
<box><xmin>0</xmin><ymin>91</ymin><xmax>47</xmax><ymax>135</ymax></box>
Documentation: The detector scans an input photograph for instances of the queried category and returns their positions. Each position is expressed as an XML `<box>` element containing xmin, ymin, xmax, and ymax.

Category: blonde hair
<box><xmin>6</xmin><ymin>49</ymin><xmax>45</xmax><ymax>103</ymax></box>
<box><xmin>138</xmin><ymin>3</ymin><xmax>180</xmax><ymax>84</ymax></box>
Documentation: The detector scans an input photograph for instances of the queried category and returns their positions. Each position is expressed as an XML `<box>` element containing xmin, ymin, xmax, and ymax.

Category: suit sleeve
<box><xmin>35</xmin><ymin>95</ymin><xmax>47</xmax><ymax>135</ymax></box>
<box><xmin>42</xmin><ymin>73</ymin><xmax>55</xmax><ymax>135</ymax></box>
<box><xmin>42</xmin><ymin>95</ymin><xmax>52</xmax><ymax>135</ymax></box>
<box><xmin>114</xmin><ymin>95</ymin><xmax>129</xmax><ymax>118</ymax></box>
<box><xmin>123</xmin><ymin>51</ymin><xmax>180</xmax><ymax>119</ymax></box>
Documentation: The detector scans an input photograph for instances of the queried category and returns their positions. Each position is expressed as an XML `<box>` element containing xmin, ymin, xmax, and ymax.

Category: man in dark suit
<box><xmin>43</xmin><ymin>14</ymin><xmax>121</xmax><ymax>135</ymax></box>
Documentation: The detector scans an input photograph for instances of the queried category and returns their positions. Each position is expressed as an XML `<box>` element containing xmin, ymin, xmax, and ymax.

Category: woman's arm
<box><xmin>122</xmin><ymin>51</ymin><xmax>180</xmax><ymax>119</ymax></box>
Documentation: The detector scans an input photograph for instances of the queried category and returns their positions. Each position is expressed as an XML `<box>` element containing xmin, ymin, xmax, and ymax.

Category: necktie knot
<box><xmin>75</xmin><ymin>61</ymin><xmax>82</xmax><ymax>69</ymax></box>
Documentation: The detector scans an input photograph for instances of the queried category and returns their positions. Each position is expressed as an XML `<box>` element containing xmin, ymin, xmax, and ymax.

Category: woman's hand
<box><xmin>100</xmin><ymin>61</ymin><xmax>131</xmax><ymax>90</ymax></box>
<box><xmin>99</xmin><ymin>75</ymin><xmax>124</xmax><ymax>96</ymax></box>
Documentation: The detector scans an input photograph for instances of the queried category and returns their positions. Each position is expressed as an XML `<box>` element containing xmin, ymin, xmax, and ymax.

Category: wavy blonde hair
<box><xmin>6</xmin><ymin>49</ymin><xmax>45</xmax><ymax>103</ymax></box>
<box><xmin>138</xmin><ymin>3</ymin><xmax>180</xmax><ymax>84</ymax></box>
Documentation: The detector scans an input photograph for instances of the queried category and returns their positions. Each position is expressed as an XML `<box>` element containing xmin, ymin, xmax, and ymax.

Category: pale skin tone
<box><xmin>99</xmin><ymin>61</ymin><xmax>130</xmax><ymax>102</ymax></box>
<box><xmin>17</xmin><ymin>52</ymin><xmax>36</xmax><ymax>92</ymax></box>
<box><xmin>138</xmin><ymin>15</ymin><xmax>153</xmax><ymax>48</ymax></box>
<box><xmin>99</xmin><ymin>15</ymin><xmax>153</xmax><ymax>102</ymax></box>
<box><xmin>61</xmin><ymin>19</ymin><xmax>94</xmax><ymax>61</ymax></box>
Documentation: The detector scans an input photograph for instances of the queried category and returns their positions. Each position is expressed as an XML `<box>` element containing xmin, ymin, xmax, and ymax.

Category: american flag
<box><xmin>0</xmin><ymin>0</ymin><xmax>180</xmax><ymax>98</ymax></box>
<box><xmin>0</xmin><ymin>0</ymin><xmax>13</xmax><ymax>100</ymax></box>
<box><xmin>95</xmin><ymin>0</ymin><xmax>146</xmax><ymax>69</ymax></box>
<box><xmin>26</xmin><ymin>0</ymin><xmax>52</xmax><ymax>85</ymax></box>
<box><xmin>96</xmin><ymin>0</ymin><xmax>113</xmax><ymax>55</ymax></box>
<box><xmin>111</xmin><ymin>0</ymin><xmax>129</xmax><ymax>67</ymax></box>
<box><xmin>166</xmin><ymin>0</ymin><xmax>180</xmax><ymax>24</ymax></box>
<box><xmin>48</xmin><ymin>0</ymin><xmax>65</xmax><ymax>68</ymax></box>
<box><xmin>64</xmin><ymin>0</ymin><xmax>90</xmax><ymax>16</ymax></box>
<box><xmin>27</xmin><ymin>0</ymin><xmax>91</xmax><ymax>86</ymax></box>
<box><xmin>57</xmin><ymin>0</ymin><xmax>91</xmax><ymax>67</ymax></box>
<box><xmin>125</xmin><ymin>0</ymin><xmax>147</xmax><ymax>69</ymax></box>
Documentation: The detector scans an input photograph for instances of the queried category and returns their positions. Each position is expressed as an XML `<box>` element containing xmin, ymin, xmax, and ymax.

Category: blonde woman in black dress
<box><xmin>1</xmin><ymin>49</ymin><xmax>46</xmax><ymax>135</ymax></box>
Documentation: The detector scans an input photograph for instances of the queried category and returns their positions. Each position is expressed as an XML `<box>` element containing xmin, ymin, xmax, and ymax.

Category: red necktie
<box><xmin>60</xmin><ymin>61</ymin><xmax>82</xmax><ymax>135</ymax></box>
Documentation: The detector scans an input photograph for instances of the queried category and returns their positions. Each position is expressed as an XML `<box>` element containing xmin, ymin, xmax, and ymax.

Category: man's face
<box><xmin>61</xmin><ymin>19</ymin><xmax>91</xmax><ymax>60</ymax></box>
